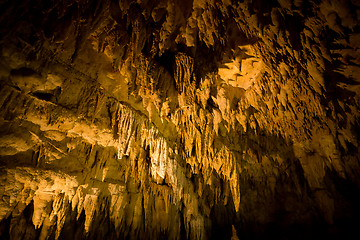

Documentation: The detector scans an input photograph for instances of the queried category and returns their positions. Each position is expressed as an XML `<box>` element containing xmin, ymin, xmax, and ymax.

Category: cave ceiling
<box><xmin>0</xmin><ymin>0</ymin><xmax>359</xmax><ymax>239</ymax></box>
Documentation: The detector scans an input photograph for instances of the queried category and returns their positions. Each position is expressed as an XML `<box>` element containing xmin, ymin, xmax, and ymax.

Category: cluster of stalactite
<box><xmin>0</xmin><ymin>0</ymin><xmax>359</xmax><ymax>239</ymax></box>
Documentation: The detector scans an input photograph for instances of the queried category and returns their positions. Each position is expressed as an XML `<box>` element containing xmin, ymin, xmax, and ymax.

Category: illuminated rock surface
<box><xmin>0</xmin><ymin>0</ymin><xmax>359</xmax><ymax>239</ymax></box>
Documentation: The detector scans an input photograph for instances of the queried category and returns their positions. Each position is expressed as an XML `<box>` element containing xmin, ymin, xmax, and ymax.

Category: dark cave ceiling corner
<box><xmin>0</xmin><ymin>0</ymin><xmax>359</xmax><ymax>239</ymax></box>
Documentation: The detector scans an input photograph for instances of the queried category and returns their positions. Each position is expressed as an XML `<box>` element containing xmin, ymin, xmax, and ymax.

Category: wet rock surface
<box><xmin>0</xmin><ymin>0</ymin><xmax>359</xmax><ymax>239</ymax></box>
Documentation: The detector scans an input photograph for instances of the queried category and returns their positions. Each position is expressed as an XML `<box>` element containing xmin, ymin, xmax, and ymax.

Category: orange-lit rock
<box><xmin>0</xmin><ymin>0</ymin><xmax>359</xmax><ymax>239</ymax></box>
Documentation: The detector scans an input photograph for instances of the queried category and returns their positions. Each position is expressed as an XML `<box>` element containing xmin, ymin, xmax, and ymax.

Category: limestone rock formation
<box><xmin>0</xmin><ymin>0</ymin><xmax>359</xmax><ymax>239</ymax></box>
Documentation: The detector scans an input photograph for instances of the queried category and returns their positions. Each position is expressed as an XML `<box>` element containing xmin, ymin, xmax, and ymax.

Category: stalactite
<box><xmin>0</xmin><ymin>0</ymin><xmax>359</xmax><ymax>239</ymax></box>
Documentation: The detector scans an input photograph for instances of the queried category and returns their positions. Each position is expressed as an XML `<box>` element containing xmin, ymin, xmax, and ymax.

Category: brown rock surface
<box><xmin>0</xmin><ymin>0</ymin><xmax>359</xmax><ymax>239</ymax></box>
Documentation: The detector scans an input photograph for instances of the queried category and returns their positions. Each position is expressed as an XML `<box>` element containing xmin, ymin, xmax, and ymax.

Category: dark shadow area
<box><xmin>209</xmin><ymin>175</ymin><xmax>237</xmax><ymax>240</ymax></box>
<box><xmin>193</xmin><ymin>40</ymin><xmax>219</xmax><ymax>82</ymax></box>
<box><xmin>322</xmin><ymin>59</ymin><xmax>359</xmax><ymax>131</ymax></box>
<box><xmin>59</xmin><ymin>208</ymin><xmax>87</xmax><ymax>240</ymax></box>
<box><xmin>31</xmin><ymin>91</ymin><xmax>54</xmax><ymax>102</ymax></box>
<box><xmin>0</xmin><ymin>201</ymin><xmax>41</xmax><ymax>240</ymax></box>
<box><xmin>215</xmin><ymin>125</ymin><xmax>359</xmax><ymax>240</ymax></box>
<box><xmin>154</xmin><ymin>50</ymin><xmax>176</xmax><ymax>78</ymax></box>
<box><xmin>0</xmin><ymin>213</ymin><xmax>11</xmax><ymax>240</ymax></box>
<box><xmin>323</xmin><ymin>167</ymin><xmax>360</xmax><ymax>239</ymax></box>
<box><xmin>10</xmin><ymin>67</ymin><xmax>39</xmax><ymax>77</ymax></box>
<box><xmin>285</xmin><ymin>12</ymin><xmax>305</xmax><ymax>51</ymax></box>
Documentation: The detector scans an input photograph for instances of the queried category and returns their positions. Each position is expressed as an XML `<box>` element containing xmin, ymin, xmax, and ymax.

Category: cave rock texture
<box><xmin>0</xmin><ymin>0</ymin><xmax>360</xmax><ymax>239</ymax></box>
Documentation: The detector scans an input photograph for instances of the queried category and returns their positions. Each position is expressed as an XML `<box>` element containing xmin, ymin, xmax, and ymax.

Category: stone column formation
<box><xmin>0</xmin><ymin>0</ymin><xmax>359</xmax><ymax>239</ymax></box>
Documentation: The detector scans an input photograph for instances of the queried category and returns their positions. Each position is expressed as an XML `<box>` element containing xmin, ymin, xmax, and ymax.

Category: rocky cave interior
<box><xmin>0</xmin><ymin>0</ymin><xmax>359</xmax><ymax>239</ymax></box>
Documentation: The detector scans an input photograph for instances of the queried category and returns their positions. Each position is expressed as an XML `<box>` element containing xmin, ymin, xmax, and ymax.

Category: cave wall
<box><xmin>0</xmin><ymin>0</ymin><xmax>359</xmax><ymax>239</ymax></box>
